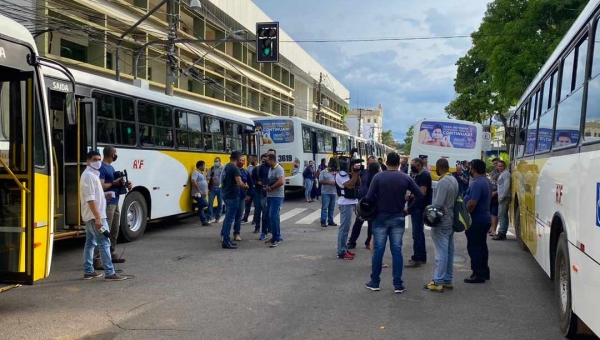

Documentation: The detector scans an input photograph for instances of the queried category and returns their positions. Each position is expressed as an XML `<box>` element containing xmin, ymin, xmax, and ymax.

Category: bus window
<box><xmin>324</xmin><ymin>132</ymin><xmax>332</xmax><ymax>152</ymax></box>
<box><xmin>175</xmin><ymin>110</ymin><xmax>202</xmax><ymax>149</ymax></box>
<box><xmin>225</xmin><ymin>122</ymin><xmax>242</xmax><ymax>152</ymax></box>
<box><xmin>555</xmin><ymin>88</ymin><xmax>582</xmax><ymax>148</ymax></box>
<box><xmin>317</xmin><ymin>131</ymin><xmax>325</xmax><ymax>152</ymax></box>
<box><xmin>536</xmin><ymin>111</ymin><xmax>554</xmax><ymax>153</ymax></box>
<box><xmin>138</xmin><ymin>101</ymin><xmax>173</xmax><ymax>148</ymax></box>
<box><xmin>93</xmin><ymin>93</ymin><xmax>136</xmax><ymax>146</ymax></box>
<box><xmin>561</xmin><ymin>49</ymin><xmax>576</xmax><ymax>101</ymax></box>
<box><xmin>575</xmin><ymin>36</ymin><xmax>589</xmax><ymax>88</ymax></box>
<box><xmin>204</xmin><ymin>116</ymin><xmax>224</xmax><ymax>152</ymax></box>
<box><xmin>302</xmin><ymin>126</ymin><xmax>311</xmax><ymax>152</ymax></box>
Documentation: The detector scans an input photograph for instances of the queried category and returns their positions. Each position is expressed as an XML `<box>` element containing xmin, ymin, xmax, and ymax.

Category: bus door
<box><xmin>310</xmin><ymin>129</ymin><xmax>318</xmax><ymax>162</ymax></box>
<box><xmin>47</xmin><ymin>85</ymin><xmax>96</xmax><ymax>232</ymax></box>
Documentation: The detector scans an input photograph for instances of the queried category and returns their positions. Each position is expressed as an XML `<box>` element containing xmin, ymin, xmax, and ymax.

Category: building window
<box><xmin>60</xmin><ymin>39</ymin><xmax>87</xmax><ymax>63</ymax></box>
<box><xmin>188</xmin><ymin>80</ymin><xmax>194</xmax><ymax>92</ymax></box>
<box><xmin>148</xmin><ymin>67</ymin><xmax>153</xmax><ymax>81</ymax></box>
<box><xmin>106</xmin><ymin>52</ymin><xmax>113</xmax><ymax>70</ymax></box>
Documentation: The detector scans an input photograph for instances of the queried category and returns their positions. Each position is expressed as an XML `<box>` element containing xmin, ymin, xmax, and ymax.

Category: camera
<box><xmin>114</xmin><ymin>170</ymin><xmax>130</xmax><ymax>195</ymax></box>
<box><xmin>328</xmin><ymin>156</ymin><xmax>363</xmax><ymax>173</ymax></box>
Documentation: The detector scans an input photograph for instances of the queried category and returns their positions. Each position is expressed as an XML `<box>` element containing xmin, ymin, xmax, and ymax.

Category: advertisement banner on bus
<box><xmin>254</xmin><ymin>120</ymin><xmax>294</xmax><ymax>145</ymax></box>
<box><xmin>417</xmin><ymin>121</ymin><xmax>477</xmax><ymax>149</ymax></box>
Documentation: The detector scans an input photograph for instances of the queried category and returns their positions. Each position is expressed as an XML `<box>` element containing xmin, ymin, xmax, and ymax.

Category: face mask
<box><xmin>410</xmin><ymin>166</ymin><xmax>418</xmax><ymax>173</ymax></box>
<box><xmin>214</xmin><ymin>162</ymin><xmax>220</xmax><ymax>167</ymax></box>
<box><xmin>90</xmin><ymin>161</ymin><xmax>102</xmax><ymax>170</ymax></box>
<box><xmin>432</xmin><ymin>131</ymin><xmax>444</xmax><ymax>140</ymax></box>
<box><xmin>112</xmin><ymin>154</ymin><xmax>118</xmax><ymax>162</ymax></box>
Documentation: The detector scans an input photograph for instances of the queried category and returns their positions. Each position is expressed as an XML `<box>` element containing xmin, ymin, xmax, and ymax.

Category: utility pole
<box><xmin>358</xmin><ymin>108</ymin><xmax>362</xmax><ymax>137</ymax></box>
<box><xmin>316</xmin><ymin>72</ymin><xmax>323</xmax><ymax>124</ymax></box>
<box><xmin>165</xmin><ymin>0</ymin><xmax>178</xmax><ymax>96</ymax></box>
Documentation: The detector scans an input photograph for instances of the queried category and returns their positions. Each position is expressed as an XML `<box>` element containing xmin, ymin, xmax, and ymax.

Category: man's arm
<box><xmin>81</xmin><ymin>177</ymin><xmax>103</xmax><ymax>229</ymax></box>
<box><xmin>343</xmin><ymin>171</ymin><xmax>360</xmax><ymax>189</ymax></box>
<box><xmin>365</xmin><ymin>176</ymin><xmax>378</xmax><ymax>202</ymax></box>
<box><xmin>246</xmin><ymin>172</ymin><xmax>254</xmax><ymax>198</ymax></box>
<box><xmin>191</xmin><ymin>172</ymin><xmax>201</xmax><ymax>192</ymax></box>
<box><xmin>466</xmin><ymin>181</ymin><xmax>482</xmax><ymax>213</ymax></box>
<box><xmin>269</xmin><ymin>167</ymin><xmax>285</xmax><ymax>190</ymax></box>
<box><xmin>432</xmin><ymin>178</ymin><xmax>448</xmax><ymax>207</ymax></box>
<box><xmin>407</xmin><ymin>178</ymin><xmax>424</xmax><ymax>213</ymax></box>
<box><xmin>319</xmin><ymin>172</ymin><xmax>335</xmax><ymax>185</ymax></box>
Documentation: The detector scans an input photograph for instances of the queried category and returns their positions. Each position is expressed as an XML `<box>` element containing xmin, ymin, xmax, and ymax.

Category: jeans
<box><xmin>208</xmin><ymin>187</ymin><xmax>223</xmax><ymax>220</ymax></box>
<box><xmin>221</xmin><ymin>198</ymin><xmax>240</xmax><ymax>245</ymax></box>
<box><xmin>304</xmin><ymin>179</ymin><xmax>314</xmax><ymax>200</ymax></box>
<box><xmin>252</xmin><ymin>190</ymin><xmax>263</xmax><ymax>230</ymax></box>
<box><xmin>348</xmin><ymin>217</ymin><xmax>373</xmax><ymax>247</ymax></box>
<box><xmin>268</xmin><ymin>197</ymin><xmax>284</xmax><ymax>242</ymax></box>
<box><xmin>337</xmin><ymin>204</ymin><xmax>355</xmax><ymax>256</ymax></box>
<box><xmin>84</xmin><ymin>219</ymin><xmax>115</xmax><ymax>276</ymax></box>
<box><xmin>371</xmin><ymin>217</ymin><xmax>406</xmax><ymax>287</ymax></box>
<box><xmin>410</xmin><ymin>209</ymin><xmax>427</xmax><ymax>262</ymax></box>
<box><xmin>93</xmin><ymin>204</ymin><xmax>120</xmax><ymax>261</ymax></box>
<box><xmin>243</xmin><ymin>195</ymin><xmax>253</xmax><ymax>221</ymax></box>
<box><xmin>233</xmin><ymin>199</ymin><xmax>245</xmax><ymax>235</ymax></box>
<box><xmin>466</xmin><ymin>222</ymin><xmax>491</xmax><ymax>278</ymax></box>
<box><xmin>193</xmin><ymin>195</ymin><xmax>208</xmax><ymax>223</ymax></box>
<box><xmin>498</xmin><ymin>200</ymin><xmax>510</xmax><ymax>235</ymax></box>
<box><xmin>320</xmin><ymin>194</ymin><xmax>336</xmax><ymax>224</ymax></box>
<box><xmin>431</xmin><ymin>226</ymin><xmax>454</xmax><ymax>285</ymax></box>
<box><xmin>261</xmin><ymin>196</ymin><xmax>269</xmax><ymax>234</ymax></box>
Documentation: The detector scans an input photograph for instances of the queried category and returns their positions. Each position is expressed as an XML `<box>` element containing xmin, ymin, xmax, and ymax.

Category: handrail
<box><xmin>0</xmin><ymin>158</ymin><xmax>31</xmax><ymax>193</ymax></box>
<box><xmin>51</xmin><ymin>146</ymin><xmax>59</xmax><ymax>209</ymax></box>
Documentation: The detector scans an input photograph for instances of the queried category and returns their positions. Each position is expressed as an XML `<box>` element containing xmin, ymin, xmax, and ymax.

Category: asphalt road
<box><xmin>0</xmin><ymin>193</ymin><xmax>581</xmax><ymax>340</ymax></box>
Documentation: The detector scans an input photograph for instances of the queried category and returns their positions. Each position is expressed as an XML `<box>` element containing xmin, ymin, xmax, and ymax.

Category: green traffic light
<box><xmin>263</xmin><ymin>47</ymin><xmax>271</xmax><ymax>55</ymax></box>
<box><xmin>127</xmin><ymin>127</ymin><xmax>132</xmax><ymax>134</ymax></box>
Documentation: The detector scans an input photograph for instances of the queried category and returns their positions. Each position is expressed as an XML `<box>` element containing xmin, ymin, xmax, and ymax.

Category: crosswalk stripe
<box><xmin>295</xmin><ymin>210</ymin><xmax>323</xmax><ymax>224</ymax></box>
<box><xmin>280</xmin><ymin>208</ymin><xmax>307</xmax><ymax>222</ymax></box>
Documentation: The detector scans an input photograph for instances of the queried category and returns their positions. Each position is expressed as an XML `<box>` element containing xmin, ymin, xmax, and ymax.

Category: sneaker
<box><xmin>365</xmin><ymin>281</ymin><xmax>380</xmax><ymax>291</ymax></box>
<box><xmin>424</xmin><ymin>281</ymin><xmax>444</xmax><ymax>293</ymax></box>
<box><xmin>234</xmin><ymin>234</ymin><xmax>242</xmax><ymax>241</ymax></box>
<box><xmin>339</xmin><ymin>252</ymin><xmax>354</xmax><ymax>260</ymax></box>
<box><xmin>105</xmin><ymin>274</ymin><xmax>128</xmax><ymax>281</ymax></box>
<box><xmin>347</xmin><ymin>243</ymin><xmax>356</xmax><ymax>250</ymax></box>
<box><xmin>464</xmin><ymin>276</ymin><xmax>486</xmax><ymax>284</ymax></box>
<box><xmin>328</xmin><ymin>222</ymin><xmax>338</xmax><ymax>227</ymax></box>
<box><xmin>394</xmin><ymin>285</ymin><xmax>406</xmax><ymax>294</ymax></box>
<box><xmin>404</xmin><ymin>259</ymin><xmax>424</xmax><ymax>268</ymax></box>
<box><xmin>277</xmin><ymin>236</ymin><xmax>284</xmax><ymax>242</ymax></box>
<box><xmin>442</xmin><ymin>283</ymin><xmax>454</xmax><ymax>290</ymax></box>
<box><xmin>202</xmin><ymin>222</ymin><xmax>211</xmax><ymax>226</ymax></box>
<box><xmin>83</xmin><ymin>272</ymin><xmax>102</xmax><ymax>280</ymax></box>
<box><xmin>259</xmin><ymin>233</ymin><xmax>267</xmax><ymax>241</ymax></box>
<box><xmin>492</xmin><ymin>234</ymin><xmax>506</xmax><ymax>241</ymax></box>
<box><xmin>269</xmin><ymin>241</ymin><xmax>279</xmax><ymax>248</ymax></box>
<box><xmin>321</xmin><ymin>223</ymin><xmax>327</xmax><ymax>228</ymax></box>
<box><xmin>215</xmin><ymin>219</ymin><xmax>221</xmax><ymax>224</ymax></box>
<box><xmin>346</xmin><ymin>250</ymin><xmax>355</xmax><ymax>256</ymax></box>
<box><xmin>241</xmin><ymin>220</ymin><xmax>249</xmax><ymax>225</ymax></box>
<box><xmin>253</xmin><ymin>228</ymin><xmax>260</xmax><ymax>234</ymax></box>
<box><xmin>222</xmin><ymin>243</ymin><xmax>238</xmax><ymax>249</ymax></box>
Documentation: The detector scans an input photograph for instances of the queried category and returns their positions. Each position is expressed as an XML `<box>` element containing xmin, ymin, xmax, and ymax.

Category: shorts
<box><xmin>490</xmin><ymin>202</ymin><xmax>499</xmax><ymax>217</ymax></box>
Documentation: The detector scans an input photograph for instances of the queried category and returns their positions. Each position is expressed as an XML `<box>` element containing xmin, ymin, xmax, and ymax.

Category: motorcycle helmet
<box><xmin>423</xmin><ymin>205</ymin><xmax>445</xmax><ymax>227</ymax></box>
<box><xmin>356</xmin><ymin>198</ymin><xmax>377</xmax><ymax>221</ymax></box>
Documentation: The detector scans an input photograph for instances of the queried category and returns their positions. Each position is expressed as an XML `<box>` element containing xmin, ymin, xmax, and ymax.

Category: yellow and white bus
<box><xmin>43</xmin><ymin>67</ymin><xmax>257</xmax><ymax>242</ymax></box>
<box><xmin>0</xmin><ymin>14</ymin><xmax>75</xmax><ymax>290</ymax></box>
<box><xmin>409</xmin><ymin>117</ymin><xmax>483</xmax><ymax>180</ymax></box>
<box><xmin>509</xmin><ymin>0</ymin><xmax>600</xmax><ymax>337</ymax></box>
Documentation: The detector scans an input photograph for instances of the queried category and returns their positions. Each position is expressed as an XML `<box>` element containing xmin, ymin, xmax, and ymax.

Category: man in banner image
<box><xmin>418</xmin><ymin>124</ymin><xmax>453</xmax><ymax>148</ymax></box>
<box><xmin>555</xmin><ymin>132</ymin><xmax>572</xmax><ymax>147</ymax></box>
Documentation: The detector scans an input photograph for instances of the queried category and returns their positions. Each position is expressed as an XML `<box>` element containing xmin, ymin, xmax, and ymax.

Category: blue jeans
<box><xmin>83</xmin><ymin>219</ymin><xmax>115</xmax><ymax>276</ymax></box>
<box><xmin>208</xmin><ymin>187</ymin><xmax>223</xmax><ymax>220</ymax></box>
<box><xmin>304</xmin><ymin>179</ymin><xmax>314</xmax><ymax>200</ymax></box>
<box><xmin>498</xmin><ymin>200</ymin><xmax>510</xmax><ymax>235</ymax></box>
<box><xmin>193</xmin><ymin>195</ymin><xmax>208</xmax><ymax>223</ymax></box>
<box><xmin>337</xmin><ymin>204</ymin><xmax>355</xmax><ymax>256</ymax></box>
<box><xmin>268</xmin><ymin>197</ymin><xmax>284</xmax><ymax>242</ymax></box>
<box><xmin>243</xmin><ymin>196</ymin><xmax>253</xmax><ymax>221</ymax></box>
<box><xmin>410</xmin><ymin>209</ymin><xmax>427</xmax><ymax>262</ymax></box>
<box><xmin>320</xmin><ymin>194</ymin><xmax>336</xmax><ymax>224</ymax></box>
<box><xmin>221</xmin><ymin>197</ymin><xmax>240</xmax><ymax>245</ymax></box>
<box><xmin>431</xmin><ymin>226</ymin><xmax>454</xmax><ymax>285</ymax></box>
<box><xmin>261</xmin><ymin>196</ymin><xmax>269</xmax><ymax>234</ymax></box>
<box><xmin>233</xmin><ymin>199</ymin><xmax>245</xmax><ymax>235</ymax></box>
<box><xmin>371</xmin><ymin>217</ymin><xmax>406</xmax><ymax>287</ymax></box>
<box><xmin>253</xmin><ymin>190</ymin><xmax>263</xmax><ymax>230</ymax></box>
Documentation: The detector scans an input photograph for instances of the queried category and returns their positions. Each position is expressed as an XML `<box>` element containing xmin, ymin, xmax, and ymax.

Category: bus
<box><xmin>0</xmin><ymin>14</ymin><xmax>74</xmax><ymax>290</ymax></box>
<box><xmin>409</xmin><ymin>117</ymin><xmax>483</xmax><ymax>180</ymax></box>
<box><xmin>508</xmin><ymin>0</ymin><xmax>600</xmax><ymax>337</ymax></box>
<box><xmin>43</xmin><ymin>67</ymin><xmax>257</xmax><ymax>242</ymax></box>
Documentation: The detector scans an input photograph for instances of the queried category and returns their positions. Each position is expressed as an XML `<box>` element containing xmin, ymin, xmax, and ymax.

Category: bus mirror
<box><xmin>65</xmin><ymin>92</ymin><xmax>76</xmax><ymax>125</ymax></box>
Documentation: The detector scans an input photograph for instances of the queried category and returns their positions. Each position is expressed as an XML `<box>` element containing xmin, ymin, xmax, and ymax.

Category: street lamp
<box><xmin>189</xmin><ymin>0</ymin><xmax>202</xmax><ymax>9</ymax></box>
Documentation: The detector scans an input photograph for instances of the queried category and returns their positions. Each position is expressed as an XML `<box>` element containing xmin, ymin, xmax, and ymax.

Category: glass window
<box><xmin>584</xmin><ymin>75</ymin><xmax>600</xmax><ymax>142</ymax></box>
<box><xmin>592</xmin><ymin>21</ymin><xmax>600</xmax><ymax>79</ymax></box>
<box><xmin>175</xmin><ymin>111</ymin><xmax>203</xmax><ymax>149</ymax></box>
<box><xmin>302</xmin><ymin>126</ymin><xmax>312</xmax><ymax>152</ymax></box>
<box><xmin>575</xmin><ymin>37</ymin><xmax>589</xmax><ymax>87</ymax></box>
<box><xmin>527</xmin><ymin>97</ymin><xmax>535</xmax><ymax>124</ymax></box>
<box><xmin>0</xmin><ymin>75</ymin><xmax>28</xmax><ymax>172</ymax></box>
<box><xmin>549</xmin><ymin>71</ymin><xmax>558</xmax><ymax>110</ymax></box>
<box><xmin>542</xmin><ymin>76</ymin><xmax>552</xmax><ymax>112</ymax></box>
<box><xmin>561</xmin><ymin>50</ymin><xmax>575</xmax><ymax>100</ymax></box>
<box><xmin>525</xmin><ymin>122</ymin><xmax>537</xmax><ymax>156</ymax></box>
<box><xmin>317</xmin><ymin>131</ymin><xmax>325</xmax><ymax>152</ymax></box>
<box><xmin>536</xmin><ymin>111</ymin><xmax>554</xmax><ymax>153</ymax></box>
<box><xmin>555</xmin><ymin>87</ymin><xmax>583</xmax><ymax>148</ymax></box>
<box><xmin>34</xmin><ymin>92</ymin><xmax>46</xmax><ymax>167</ymax></box>
<box><xmin>225</xmin><ymin>122</ymin><xmax>242</xmax><ymax>152</ymax></box>
<box><xmin>138</xmin><ymin>102</ymin><xmax>173</xmax><ymax>148</ymax></box>
<box><xmin>93</xmin><ymin>92</ymin><xmax>136</xmax><ymax>146</ymax></box>
<box><xmin>324</xmin><ymin>132</ymin><xmax>332</xmax><ymax>152</ymax></box>
<box><xmin>203</xmin><ymin>116</ymin><xmax>224</xmax><ymax>152</ymax></box>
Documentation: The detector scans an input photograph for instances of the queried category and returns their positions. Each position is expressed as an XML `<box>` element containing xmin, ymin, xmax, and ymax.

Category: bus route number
<box><xmin>278</xmin><ymin>155</ymin><xmax>292</xmax><ymax>162</ymax></box>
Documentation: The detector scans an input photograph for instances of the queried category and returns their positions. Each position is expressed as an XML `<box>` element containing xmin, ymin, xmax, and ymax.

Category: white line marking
<box><xmin>333</xmin><ymin>213</ymin><xmax>341</xmax><ymax>224</ymax></box>
<box><xmin>295</xmin><ymin>209</ymin><xmax>324</xmax><ymax>224</ymax></box>
<box><xmin>280</xmin><ymin>208</ymin><xmax>308</xmax><ymax>222</ymax></box>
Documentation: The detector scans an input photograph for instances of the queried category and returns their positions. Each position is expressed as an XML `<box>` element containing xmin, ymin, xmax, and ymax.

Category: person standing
<box><xmin>316</xmin><ymin>158</ymin><xmax>327</xmax><ymax>200</ymax></box>
<box><xmin>242</xmin><ymin>155</ymin><xmax>257</xmax><ymax>224</ymax></box>
<box><xmin>81</xmin><ymin>151</ymin><xmax>127</xmax><ymax>281</ymax></box>
<box><xmin>232</xmin><ymin>156</ymin><xmax>253</xmax><ymax>241</ymax></box>
<box><xmin>318</xmin><ymin>163</ymin><xmax>337</xmax><ymax>228</ymax></box>
<box><xmin>207</xmin><ymin>157</ymin><xmax>224</xmax><ymax>223</ymax></box>
<box><xmin>453</xmin><ymin>165</ymin><xmax>469</xmax><ymax>197</ymax></box>
<box><xmin>463</xmin><ymin>159</ymin><xmax>492</xmax><ymax>283</ymax></box>
<box><xmin>220</xmin><ymin>151</ymin><xmax>249</xmax><ymax>249</ymax></box>
<box><xmin>347</xmin><ymin>156</ymin><xmax>377</xmax><ymax>249</ymax></box>
<box><xmin>405</xmin><ymin>157</ymin><xmax>432</xmax><ymax>268</ymax></box>
<box><xmin>251</xmin><ymin>155</ymin><xmax>265</xmax><ymax>234</ymax></box>
<box><xmin>493</xmin><ymin>160</ymin><xmax>511</xmax><ymax>241</ymax></box>
<box><xmin>265</xmin><ymin>154</ymin><xmax>285</xmax><ymax>247</ymax></box>
<box><xmin>378</xmin><ymin>158</ymin><xmax>388</xmax><ymax>171</ymax></box>
<box><xmin>191</xmin><ymin>160</ymin><xmax>210</xmax><ymax>226</ymax></box>
<box><xmin>364</xmin><ymin>152</ymin><xmax>423</xmax><ymax>293</ymax></box>
<box><xmin>303</xmin><ymin>161</ymin><xmax>315</xmax><ymax>202</ymax></box>
<box><xmin>424</xmin><ymin>159</ymin><xmax>458</xmax><ymax>292</ymax></box>
<box><xmin>258</xmin><ymin>150</ymin><xmax>276</xmax><ymax>241</ymax></box>
<box><xmin>335</xmin><ymin>160</ymin><xmax>361</xmax><ymax>260</ymax></box>
<box><xmin>489</xmin><ymin>158</ymin><xmax>500</xmax><ymax>236</ymax></box>
<box><xmin>93</xmin><ymin>146</ymin><xmax>130</xmax><ymax>270</ymax></box>
<box><xmin>400</xmin><ymin>157</ymin><xmax>409</xmax><ymax>174</ymax></box>
<box><xmin>421</xmin><ymin>155</ymin><xmax>431</xmax><ymax>172</ymax></box>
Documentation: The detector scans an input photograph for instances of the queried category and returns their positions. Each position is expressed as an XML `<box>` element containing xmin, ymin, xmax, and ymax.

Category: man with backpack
<box><xmin>424</xmin><ymin>159</ymin><xmax>459</xmax><ymax>292</ymax></box>
<box><xmin>207</xmin><ymin>157</ymin><xmax>224</xmax><ymax>223</ymax></box>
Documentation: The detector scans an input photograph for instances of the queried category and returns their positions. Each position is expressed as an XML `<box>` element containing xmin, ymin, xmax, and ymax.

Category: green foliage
<box><xmin>446</xmin><ymin>0</ymin><xmax>587</xmax><ymax>130</ymax></box>
<box><xmin>341</xmin><ymin>106</ymin><xmax>349</xmax><ymax>120</ymax></box>
<box><xmin>381</xmin><ymin>130</ymin><xmax>398</xmax><ymax>149</ymax></box>
<box><xmin>403</xmin><ymin>125</ymin><xmax>414</xmax><ymax>155</ymax></box>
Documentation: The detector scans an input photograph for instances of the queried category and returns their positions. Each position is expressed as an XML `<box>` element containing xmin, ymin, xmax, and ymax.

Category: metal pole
<box><xmin>317</xmin><ymin>72</ymin><xmax>323</xmax><ymax>124</ymax></box>
<box><xmin>358</xmin><ymin>108</ymin><xmax>362</xmax><ymax>137</ymax></box>
<box><xmin>165</xmin><ymin>0</ymin><xmax>178</xmax><ymax>96</ymax></box>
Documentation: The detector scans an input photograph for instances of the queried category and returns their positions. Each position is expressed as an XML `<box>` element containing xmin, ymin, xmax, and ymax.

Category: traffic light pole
<box><xmin>317</xmin><ymin>72</ymin><xmax>322</xmax><ymax>124</ymax></box>
<box><xmin>165</xmin><ymin>0</ymin><xmax>178</xmax><ymax>96</ymax></box>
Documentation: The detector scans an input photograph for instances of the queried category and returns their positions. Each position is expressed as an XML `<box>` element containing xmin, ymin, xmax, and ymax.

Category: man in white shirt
<box><xmin>335</xmin><ymin>160</ymin><xmax>361</xmax><ymax>260</ymax></box>
<box><xmin>80</xmin><ymin>151</ymin><xmax>127</xmax><ymax>281</ymax></box>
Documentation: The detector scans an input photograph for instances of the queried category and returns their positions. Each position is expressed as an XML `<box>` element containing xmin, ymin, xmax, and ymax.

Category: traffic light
<box><xmin>256</xmin><ymin>22</ymin><xmax>279</xmax><ymax>63</ymax></box>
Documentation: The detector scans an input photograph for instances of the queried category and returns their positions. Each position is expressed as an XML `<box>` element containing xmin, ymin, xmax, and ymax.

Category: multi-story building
<box><xmin>4</xmin><ymin>0</ymin><xmax>349</xmax><ymax>129</ymax></box>
<box><xmin>345</xmin><ymin>104</ymin><xmax>383</xmax><ymax>142</ymax></box>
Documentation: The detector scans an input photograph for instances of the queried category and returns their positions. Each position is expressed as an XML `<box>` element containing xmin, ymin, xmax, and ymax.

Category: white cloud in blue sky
<box><xmin>252</xmin><ymin>0</ymin><xmax>490</xmax><ymax>141</ymax></box>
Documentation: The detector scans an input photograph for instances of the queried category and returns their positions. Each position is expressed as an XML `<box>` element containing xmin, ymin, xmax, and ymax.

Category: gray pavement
<box><xmin>0</xmin><ymin>195</ymin><xmax>574</xmax><ymax>340</ymax></box>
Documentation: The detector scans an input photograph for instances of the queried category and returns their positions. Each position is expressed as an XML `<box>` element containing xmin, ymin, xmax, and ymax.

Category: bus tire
<box><xmin>514</xmin><ymin>202</ymin><xmax>527</xmax><ymax>251</ymax></box>
<box><xmin>120</xmin><ymin>191</ymin><xmax>148</xmax><ymax>242</ymax></box>
<box><xmin>555</xmin><ymin>232</ymin><xmax>578</xmax><ymax>338</ymax></box>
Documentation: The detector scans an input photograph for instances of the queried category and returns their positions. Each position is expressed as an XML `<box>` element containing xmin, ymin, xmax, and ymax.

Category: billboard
<box><xmin>417</xmin><ymin>121</ymin><xmax>477</xmax><ymax>149</ymax></box>
<box><xmin>535</xmin><ymin>128</ymin><xmax>580</xmax><ymax>152</ymax></box>
<box><xmin>254</xmin><ymin>120</ymin><xmax>294</xmax><ymax>145</ymax></box>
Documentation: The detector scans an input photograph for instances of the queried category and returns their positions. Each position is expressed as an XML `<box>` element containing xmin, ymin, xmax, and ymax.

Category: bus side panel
<box><xmin>33</xmin><ymin>173</ymin><xmax>51</xmax><ymax>281</ymax></box>
<box><xmin>568</xmin><ymin>242</ymin><xmax>600</xmax><ymax>336</ymax></box>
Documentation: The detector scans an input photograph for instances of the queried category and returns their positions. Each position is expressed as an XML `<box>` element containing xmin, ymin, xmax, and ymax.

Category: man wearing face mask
<box><xmin>81</xmin><ymin>151</ymin><xmax>127</xmax><ymax>281</ymax></box>
<box><xmin>93</xmin><ymin>146</ymin><xmax>132</xmax><ymax>270</ymax></box>
<box><xmin>207</xmin><ymin>157</ymin><xmax>224</xmax><ymax>223</ymax></box>
<box><xmin>232</xmin><ymin>155</ymin><xmax>253</xmax><ymax>241</ymax></box>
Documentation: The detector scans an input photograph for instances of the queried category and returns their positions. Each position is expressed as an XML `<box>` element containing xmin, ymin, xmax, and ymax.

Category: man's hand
<box><xmin>126</xmin><ymin>181</ymin><xmax>133</xmax><ymax>190</ymax></box>
<box><xmin>94</xmin><ymin>219</ymin><xmax>103</xmax><ymax>230</ymax></box>
<box><xmin>113</xmin><ymin>178</ymin><xmax>122</xmax><ymax>186</ymax></box>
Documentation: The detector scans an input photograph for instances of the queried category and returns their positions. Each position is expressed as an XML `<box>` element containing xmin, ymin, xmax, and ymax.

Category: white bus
<box><xmin>409</xmin><ymin>117</ymin><xmax>483</xmax><ymax>180</ymax></box>
<box><xmin>43</xmin><ymin>67</ymin><xmax>257</xmax><ymax>242</ymax></box>
<box><xmin>509</xmin><ymin>1</ymin><xmax>600</xmax><ymax>337</ymax></box>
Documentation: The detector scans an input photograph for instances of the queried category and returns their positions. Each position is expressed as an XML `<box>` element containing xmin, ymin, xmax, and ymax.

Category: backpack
<box><xmin>453</xmin><ymin>194</ymin><xmax>471</xmax><ymax>233</ymax></box>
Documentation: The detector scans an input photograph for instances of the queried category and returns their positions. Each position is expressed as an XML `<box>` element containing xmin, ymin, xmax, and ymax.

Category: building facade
<box><xmin>345</xmin><ymin>104</ymin><xmax>383</xmax><ymax>142</ymax></box>
<box><xmin>3</xmin><ymin>0</ymin><xmax>349</xmax><ymax>129</ymax></box>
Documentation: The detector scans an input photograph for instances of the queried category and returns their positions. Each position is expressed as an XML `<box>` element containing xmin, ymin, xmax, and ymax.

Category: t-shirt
<box><xmin>357</xmin><ymin>169</ymin><xmax>370</xmax><ymax>198</ymax></box>
<box><xmin>464</xmin><ymin>176</ymin><xmax>492</xmax><ymax>224</ymax></box>
<box><xmin>365</xmin><ymin>171</ymin><xmax>423</xmax><ymax>220</ymax></box>
<box><xmin>433</xmin><ymin>174</ymin><xmax>459</xmax><ymax>228</ymax></box>
<box><xmin>99</xmin><ymin>163</ymin><xmax>119</xmax><ymax>205</ymax></box>
<box><xmin>80</xmin><ymin>167</ymin><xmax>107</xmax><ymax>222</ymax></box>
<box><xmin>191</xmin><ymin>169</ymin><xmax>208</xmax><ymax>196</ymax></box>
<box><xmin>222</xmin><ymin>163</ymin><xmax>241</xmax><ymax>200</ymax></box>
<box><xmin>335</xmin><ymin>171</ymin><xmax>358</xmax><ymax>205</ymax></box>
<box><xmin>267</xmin><ymin>164</ymin><xmax>285</xmax><ymax>198</ymax></box>
<box><xmin>209</xmin><ymin>166</ymin><xmax>223</xmax><ymax>187</ymax></box>
<box><xmin>414</xmin><ymin>170</ymin><xmax>433</xmax><ymax>209</ymax></box>
<box><xmin>319</xmin><ymin>170</ymin><xmax>336</xmax><ymax>195</ymax></box>
<box><xmin>238</xmin><ymin>167</ymin><xmax>253</xmax><ymax>200</ymax></box>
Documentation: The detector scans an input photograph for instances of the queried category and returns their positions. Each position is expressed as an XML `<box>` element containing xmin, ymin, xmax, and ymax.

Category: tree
<box><xmin>403</xmin><ymin>125</ymin><xmax>414</xmax><ymax>155</ymax></box>
<box><xmin>381</xmin><ymin>130</ymin><xmax>398</xmax><ymax>149</ymax></box>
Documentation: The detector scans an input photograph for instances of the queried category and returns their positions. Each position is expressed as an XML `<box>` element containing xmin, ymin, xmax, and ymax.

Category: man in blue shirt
<box><xmin>463</xmin><ymin>159</ymin><xmax>492</xmax><ymax>283</ymax></box>
<box><xmin>258</xmin><ymin>149</ymin><xmax>277</xmax><ymax>241</ymax></box>
<box><xmin>233</xmin><ymin>156</ymin><xmax>253</xmax><ymax>242</ymax></box>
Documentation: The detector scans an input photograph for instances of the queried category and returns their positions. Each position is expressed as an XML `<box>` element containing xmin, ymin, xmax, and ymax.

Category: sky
<box><xmin>252</xmin><ymin>0</ymin><xmax>490</xmax><ymax>142</ymax></box>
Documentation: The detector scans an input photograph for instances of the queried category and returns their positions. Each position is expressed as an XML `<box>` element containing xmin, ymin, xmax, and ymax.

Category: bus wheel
<box><xmin>514</xmin><ymin>203</ymin><xmax>527</xmax><ymax>251</ymax></box>
<box><xmin>555</xmin><ymin>232</ymin><xmax>578</xmax><ymax>338</ymax></box>
<box><xmin>120</xmin><ymin>192</ymin><xmax>148</xmax><ymax>242</ymax></box>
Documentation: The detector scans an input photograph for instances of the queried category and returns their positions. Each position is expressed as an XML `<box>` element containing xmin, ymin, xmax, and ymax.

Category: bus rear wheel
<box><xmin>120</xmin><ymin>191</ymin><xmax>148</xmax><ymax>242</ymax></box>
<box><xmin>555</xmin><ymin>232</ymin><xmax>578</xmax><ymax>338</ymax></box>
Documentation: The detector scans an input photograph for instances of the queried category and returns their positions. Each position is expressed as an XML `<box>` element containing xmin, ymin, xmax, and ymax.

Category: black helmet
<box><xmin>423</xmin><ymin>205</ymin><xmax>445</xmax><ymax>227</ymax></box>
<box><xmin>356</xmin><ymin>198</ymin><xmax>377</xmax><ymax>221</ymax></box>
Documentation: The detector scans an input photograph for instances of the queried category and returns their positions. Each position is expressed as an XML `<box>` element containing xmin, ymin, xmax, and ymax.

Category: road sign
<box><xmin>483</xmin><ymin>132</ymin><xmax>492</xmax><ymax>141</ymax></box>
